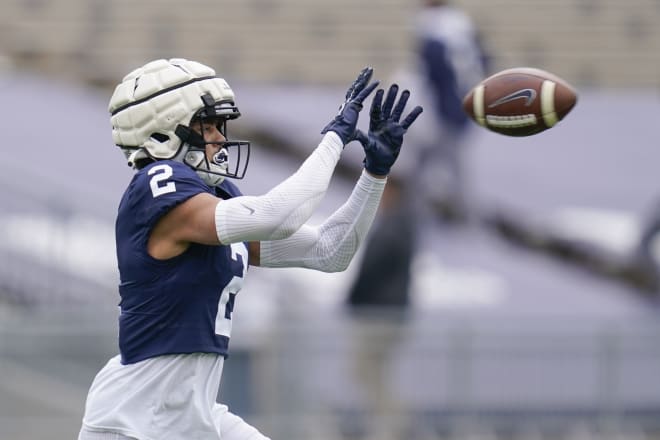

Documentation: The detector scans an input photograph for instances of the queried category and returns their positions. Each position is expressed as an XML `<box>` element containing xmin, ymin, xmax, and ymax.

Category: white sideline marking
<box><xmin>550</xmin><ymin>207</ymin><xmax>640</xmax><ymax>254</ymax></box>
<box><xmin>411</xmin><ymin>252</ymin><xmax>508</xmax><ymax>308</ymax></box>
<box><xmin>0</xmin><ymin>214</ymin><xmax>116</xmax><ymax>284</ymax></box>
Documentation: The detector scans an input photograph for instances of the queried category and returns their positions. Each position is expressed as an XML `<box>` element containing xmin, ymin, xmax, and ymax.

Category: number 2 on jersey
<box><xmin>215</xmin><ymin>243</ymin><xmax>248</xmax><ymax>338</ymax></box>
<box><xmin>148</xmin><ymin>164</ymin><xmax>177</xmax><ymax>197</ymax></box>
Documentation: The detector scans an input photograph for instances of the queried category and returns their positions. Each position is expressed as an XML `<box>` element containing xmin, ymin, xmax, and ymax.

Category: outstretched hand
<box><xmin>353</xmin><ymin>84</ymin><xmax>423</xmax><ymax>176</ymax></box>
<box><xmin>321</xmin><ymin>67</ymin><xmax>380</xmax><ymax>145</ymax></box>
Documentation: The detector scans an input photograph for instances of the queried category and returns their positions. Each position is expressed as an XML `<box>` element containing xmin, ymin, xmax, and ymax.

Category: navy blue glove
<box><xmin>321</xmin><ymin>67</ymin><xmax>380</xmax><ymax>145</ymax></box>
<box><xmin>353</xmin><ymin>84</ymin><xmax>423</xmax><ymax>176</ymax></box>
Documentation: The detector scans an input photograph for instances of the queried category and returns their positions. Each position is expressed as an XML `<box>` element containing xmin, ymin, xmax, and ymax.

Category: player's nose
<box><xmin>211</xmin><ymin>127</ymin><xmax>226</xmax><ymax>142</ymax></box>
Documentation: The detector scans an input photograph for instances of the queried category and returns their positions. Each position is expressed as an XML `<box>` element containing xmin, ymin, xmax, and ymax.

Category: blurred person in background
<box><xmin>341</xmin><ymin>177</ymin><xmax>414</xmax><ymax>440</ymax></box>
<box><xmin>77</xmin><ymin>58</ymin><xmax>422</xmax><ymax>440</ymax></box>
<box><xmin>341</xmin><ymin>1</ymin><xmax>489</xmax><ymax>438</ymax></box>
<box><xmin>394</xmin><ymin>0</ymin><xmax>490</xmax><ymax>222</ymax></box>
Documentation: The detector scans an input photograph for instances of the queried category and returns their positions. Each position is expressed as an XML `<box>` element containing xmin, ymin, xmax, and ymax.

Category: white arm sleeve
<box><xmin>215</xmin><ymin>132</ymin><xmax>343</xmax><ymax>244</ymax></box>
<box><xmin>259</xmin><ymin>170</ymin><xmax>386</xmax><ymax>272</ymax></box>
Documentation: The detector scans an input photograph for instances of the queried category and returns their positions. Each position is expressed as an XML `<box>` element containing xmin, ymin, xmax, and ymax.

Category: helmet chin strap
<box><xmin>180</xmin><ymin>145</ymin><xmax>228</xmax><ymax>187</ymax></box>
<box><xmin>198</xmin><ymin>169</ymin><xmax>226</xmax><ymax>187</ymax></box>
<box><xmin>175</xmin><ymin>123</ymin><xmax>228</xmax><ymax>186</ymax></box>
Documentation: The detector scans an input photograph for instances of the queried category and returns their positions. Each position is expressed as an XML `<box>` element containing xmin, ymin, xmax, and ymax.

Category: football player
<box><xmin>78</xmin><ymin>58</ymin><xmax>422</xmax><ymax>440</ymax></box>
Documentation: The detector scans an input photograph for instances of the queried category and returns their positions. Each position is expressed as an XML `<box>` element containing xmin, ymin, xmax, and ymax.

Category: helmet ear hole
<box><xmin>150</xmin><ymin>132</ymin><xmax>170</xmax><ymax>143</ymax></box>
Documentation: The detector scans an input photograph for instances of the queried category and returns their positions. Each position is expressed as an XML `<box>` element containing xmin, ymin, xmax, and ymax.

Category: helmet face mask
<box><xmin>179</xmin><ymin>113</ymin><xmax>250</xmax><ymax>186</ymax></box>
<box><xmin>108</xmin><ymin>58</ymin><xmax>251</xmax><ymax>186</ymax></box>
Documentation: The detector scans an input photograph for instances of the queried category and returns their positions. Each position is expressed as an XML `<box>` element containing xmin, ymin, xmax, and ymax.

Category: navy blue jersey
<box><xmin>115</xmin><ymin>160</ymin><xmax>248</xmax><ymax>364</ymax></box>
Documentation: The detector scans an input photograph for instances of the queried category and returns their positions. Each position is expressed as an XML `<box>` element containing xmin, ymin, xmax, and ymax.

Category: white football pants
<box><xmin>78</xmin><ymin>404</ymin><xmax>270</xmax><ymax>440</ymax></box>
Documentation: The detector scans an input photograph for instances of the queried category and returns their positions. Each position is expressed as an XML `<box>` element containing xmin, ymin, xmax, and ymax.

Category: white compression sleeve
<box><xmin>215</xmin><ymin>132</ymin><xmax>343</xmax><ymax>244</ymax></box>
<box><xmin>259</xmin><ymin>170</ymin><xmax>386</xmax><ymax>272</ymax></box>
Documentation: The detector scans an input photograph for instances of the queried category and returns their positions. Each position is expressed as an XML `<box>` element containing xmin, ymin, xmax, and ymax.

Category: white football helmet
<box><xmin>108</xmin><ymin>58</ymin><xmax>250</xmax><ymax>186</ymax></box>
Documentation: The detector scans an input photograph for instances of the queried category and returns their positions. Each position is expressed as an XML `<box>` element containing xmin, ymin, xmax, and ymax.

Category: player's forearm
<box><xmin>215</xmin><ymin>132</ymin><xmax>344</xmax><ymax>244</ymax></box>
<box><xmin>259</xmin><ymin>170</ymin><xmax>386</xmax><ymax>272</ymax></box>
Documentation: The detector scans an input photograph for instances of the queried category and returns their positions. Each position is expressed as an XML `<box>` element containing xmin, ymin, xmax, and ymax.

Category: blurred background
<box><xmin>1</xmin><ymin>0</ymin><xmax>660</xmax><ymax>439</ymax></box>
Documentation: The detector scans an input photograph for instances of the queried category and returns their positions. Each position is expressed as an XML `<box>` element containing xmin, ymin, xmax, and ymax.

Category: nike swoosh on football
<box><xmin>488</xmin><ymin>88</ymin><xmax>537</xmax><ymax>108</ymax></box>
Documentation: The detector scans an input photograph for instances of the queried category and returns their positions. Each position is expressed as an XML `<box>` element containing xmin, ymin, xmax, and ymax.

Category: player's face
<box><xmin>190</xmin><ymin>119</ymin><xmax>227</xmax><ymax>161</ymax></box>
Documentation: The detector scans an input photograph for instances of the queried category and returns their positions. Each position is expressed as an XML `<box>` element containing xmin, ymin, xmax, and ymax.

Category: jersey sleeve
<box><xmin>215</xmin><ymin>179</ymin><xmax>244</xmax><ymax>200</ymax></box>
<box><xmin>127</xmin><ymin>161</ymin><xmax>212</xmax><ymax>231</ymax></box>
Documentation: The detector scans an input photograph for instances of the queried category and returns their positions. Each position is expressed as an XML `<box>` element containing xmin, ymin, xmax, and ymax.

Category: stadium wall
<box><xmin>0</xmin><ymin>0</ymin><xmax>658</xmax><ymax>89</ymax></box>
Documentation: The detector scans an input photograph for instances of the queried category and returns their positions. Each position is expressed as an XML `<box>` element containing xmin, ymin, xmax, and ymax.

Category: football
<box><xmin>462</xmin><ymin>67</ymin><xmax>577</xmax><ymax>137</ymax></box>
